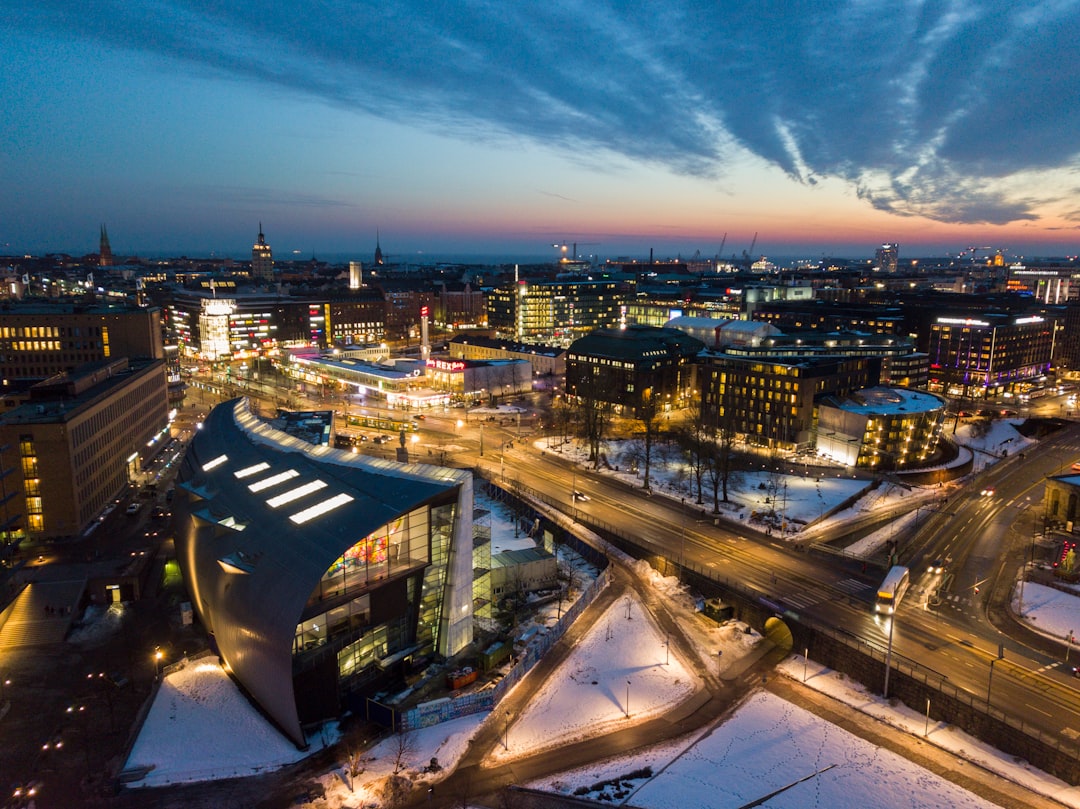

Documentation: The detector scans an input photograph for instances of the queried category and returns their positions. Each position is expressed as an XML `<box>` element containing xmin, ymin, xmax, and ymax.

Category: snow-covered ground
<box><xmin>109</xmin><ymin>414</ymin><xmax>1077</xmax><ymax>806</ymax></box>
<box><xmin>774</xmin><ymin>657</ymin><xmax>1080</xmax><ymax>808</ymax></box>
<box><xmin>530</xmin><ymin>689</ymin><xmax>1001</xmax><ymax>809</ymax></box>
<box><xmin>123</xmin><ymin>658</ymin><xmax>337</xmax><ymax>788</ymax></box>
<box><xmin>1015</xmin><ymin>580</ymin><xmax>1080</xmax><ymax>645</ymax></box>
<box><xmin>488</xmin><ymin>590</ymin><xmax>700</xmax><ymax>763</ymax></box>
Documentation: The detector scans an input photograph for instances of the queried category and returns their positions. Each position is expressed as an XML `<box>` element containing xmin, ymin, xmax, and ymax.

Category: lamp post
<box><xmin>625</xmin><ymin>680</ymin><xmax>630</xmax><ymax>718</ymax></box>
<box><xmin>479</xmin><ymin>422</ymin><xmax>484</xmax><ymax>457</ymax></box>
<box><xmin>679</xmin><ymin>497</ymin><xmax>686</xmax><ymax>580</ymax></box>
<box><xmin>503</xmin><ymin>710</ymin><xmax>510</xmax><ymax>750</ymax></box>
<box><xmin>882</xmin><ymin>615</ymin><xmax>895</xmax><ymax>699</ymax></box>
<box><xmin>154</xmin><ymin>647</ymin><xmax>163</xmax><ymax>679</ymax></box>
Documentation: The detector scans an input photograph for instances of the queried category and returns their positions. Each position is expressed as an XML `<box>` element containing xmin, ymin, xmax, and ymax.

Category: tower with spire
<box><xmin>99</xmin><ymin>224</ymin><xmax>113</xmax><ymax>268</ymax></box>
<box><xmin>374</xmin><ymin>229</ymin><xmax>384</xmax><ymax>266</ymax></box>
<box><xmin>252</xmin><ymin>223</ymin><xmax>274</xmax><ymax>283</ymax></box>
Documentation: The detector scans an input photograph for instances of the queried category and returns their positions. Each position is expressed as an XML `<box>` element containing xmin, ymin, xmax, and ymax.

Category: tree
<box><xmin>702</xmin><ymin>367</ymin><xmax>742</xmax><ymax>512</ymax></box>
<box><xmin>672</xmin><ymin>400</ymin><xmax>709</xmax><ymax>504</ymax></box>
<box><xmin>344</xmin><ymin>746</ymin><xmax>370</xmax><ymax>792</ymax></box>
<box><xmin>392</xmin><ymin>728</ymin><xmax>418</xmax><ymax>775</ymax></box>
<box><xmin>637</xmin><ymin>388</ymin><xmax>662</xmax><ymax>491</ymax></box>
<box><xmin>575</xmin><ymin>372</ymin><xmax>613</xmax><ymax>470</ymax></box>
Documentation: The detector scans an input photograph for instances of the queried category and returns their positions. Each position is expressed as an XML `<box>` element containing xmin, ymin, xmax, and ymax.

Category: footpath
<box><xmin>405</xmin><ymin>531</ymin><xmax>1065</xmax><ymax>809</ymax></box>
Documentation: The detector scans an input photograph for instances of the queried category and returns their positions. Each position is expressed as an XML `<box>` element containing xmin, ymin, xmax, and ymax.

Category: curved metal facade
<box><xmin>174</xmin><ymin>399</ymin><xmax>472</xmax><ymax>746</ymax></box>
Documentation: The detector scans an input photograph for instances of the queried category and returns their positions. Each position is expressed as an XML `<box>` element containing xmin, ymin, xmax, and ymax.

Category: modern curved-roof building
<box><xmin>817</xmin><ymin>387</ymin><xmax>948</xmax><ymax>469</ymax></box>
<box><xmin>175</xmin><ymin>399</ymin><xmax>473</xmax><ymax>746</ymax></box>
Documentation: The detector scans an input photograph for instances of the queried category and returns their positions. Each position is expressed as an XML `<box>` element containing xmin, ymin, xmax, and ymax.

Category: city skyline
<box><xmin>3</xmin><ymin>1</ymin><xmax>1080</xmax><ymax>260</ymax></box>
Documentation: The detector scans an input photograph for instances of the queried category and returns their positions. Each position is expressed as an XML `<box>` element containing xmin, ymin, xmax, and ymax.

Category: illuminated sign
<box><xmin>426</xmin><ymin>359</ymin><xmax>465</xmax><ymax>371</ymax></box>
<box><xmin>936</xmin><ymin>317</ymin><xmax>989</xmax><ymax>327</ymax></box>
<box><xmin>420</xmin><ymin>305</ymin><xmax>430</xmax><ymax>318</ymax></box>
<box><xmin>1014</xmin><ymin>316</ymin><xmax>1045</xmax><ymax>325</ymax></box>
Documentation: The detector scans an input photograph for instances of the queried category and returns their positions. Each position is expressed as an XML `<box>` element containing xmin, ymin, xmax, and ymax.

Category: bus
<box><xmin>874</xmin><ymin>565</ymin><xmax>910</xmax><ymax>615</ymax></box>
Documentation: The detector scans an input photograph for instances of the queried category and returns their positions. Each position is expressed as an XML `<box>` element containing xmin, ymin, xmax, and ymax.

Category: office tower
<box><xmin>252</xmin><ymin>223</ymin><xmax>274</xmax><ymax>282</ymax></box>
<box><xmin>875</xmin><ymin>243</ymin><xmax>899</xmax><ymax>273</ymax></box>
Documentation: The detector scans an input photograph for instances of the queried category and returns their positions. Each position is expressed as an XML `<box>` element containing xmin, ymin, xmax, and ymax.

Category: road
<box><xmin>478</xmin><ymin>423</ymin><xmax>1080</xmax><ymax>746</ymax></box>
<box><xmin>183</xmin><ymin>368</ymin><xmax>1080</xmax><ymax>746</ymax></box>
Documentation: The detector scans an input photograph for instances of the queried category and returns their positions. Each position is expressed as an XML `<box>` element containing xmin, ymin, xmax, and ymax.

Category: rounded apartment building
<box><xmin>174</xmin><ymin>399</ymin><xmax>474</xmax><ymax>746</ymax></box>
<box><xmin>816</xmin><ymin>387</ymin><xmax>948</xmax><ymax>470</ymax></box>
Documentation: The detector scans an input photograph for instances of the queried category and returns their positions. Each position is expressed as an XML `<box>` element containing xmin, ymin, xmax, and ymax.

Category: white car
<box><xmin>125</xmin><ymin>503</ymin><xmax>141</xmax><ymax>516</ymax></box>
<box><xmin>572</xmin><ymin>491</ymin><xmax>590</xmax><ymax>502</ymax></box>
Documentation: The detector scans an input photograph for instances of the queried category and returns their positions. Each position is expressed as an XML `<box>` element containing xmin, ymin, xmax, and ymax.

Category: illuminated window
<box><xmin>290</xmin><ymin>493</ymin><xmax>354</xmax><ymax>524</ymax></box>
<box><xmin>248</xmin><ymin>469</ymin><xmax>299</xmax><ymax>492</ymax></box>
<box><xmin>267</xmin><ymin>480</ymin><xmax>328</xmax><ymax>508</ymax></box>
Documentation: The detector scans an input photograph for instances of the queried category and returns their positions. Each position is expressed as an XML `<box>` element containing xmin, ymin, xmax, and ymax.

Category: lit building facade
<box><xmin>0</xmin><ymin>301</ymin><xmax>164</xmax><ymax>392</ymax></box>
<box><xmin>175</xmin><ymin>399</ymin><xmax>474</xmax><ymax>746</ymax></box>
<box><xmin>566</xmin><ymin>325</ymin><xmax>704</xmax><ymax>417</ymax></box>
<box><xmin>699</xmin><ymin>353</ymin><xmax>873</xmax><ymax>450</ymax></box>
<box><xmin>486</xmin><ymin>279</ymin><xmax>626</xmax><ymax>344</ymax></box>
<box><xmin>816</xmin><ymin>387</ymin><xmax>947</xmax><ymax>469</ymax></box>
<box><xmin>0</xmin><ymin>358</ymin><xmax>170</xmax><ymax>540</ymax></box>
<box><xmin>926</xmin><ymin>313</ymin><xmax>1056</xmax><ymax>398</ymax></box>
<box><xmin>252</xmin><ymin>224</ymin><xmax>274</xmax><ymax>282</ymax></box>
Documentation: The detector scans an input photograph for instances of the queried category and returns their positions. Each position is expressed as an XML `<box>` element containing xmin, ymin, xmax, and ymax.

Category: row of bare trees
<box><xmin>556</xmin><ymin>375</ymin><xmax>745</xmax><ymax>513</ymax></box>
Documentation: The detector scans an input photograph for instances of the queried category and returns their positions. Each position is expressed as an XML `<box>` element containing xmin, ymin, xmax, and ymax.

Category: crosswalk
<box><xmin>776</xmin><ymin>577</ymin><xmax>871</xmax><ymax>610</ymax></box>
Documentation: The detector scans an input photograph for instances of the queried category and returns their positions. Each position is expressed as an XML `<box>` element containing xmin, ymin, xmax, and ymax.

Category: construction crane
<box><xmin>717</xmin><ymin>233</ymin><xmax>727</xmax><ymax>260</ymax></box>
<box><xmin>741</xmin><ymin>232</ymin><xmax>758</xmax><ymax>267</ymax></box>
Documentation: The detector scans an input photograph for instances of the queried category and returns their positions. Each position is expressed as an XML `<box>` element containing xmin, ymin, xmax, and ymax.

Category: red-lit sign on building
<box><xmin>420</xmin><ymin>305</ymin><xmax>430</xmax><ymax>318</ymax></box>
<box><xmin>426</xmin><ymin>359</ymin><xmax>465</xmax><ymax>372</ymax></box>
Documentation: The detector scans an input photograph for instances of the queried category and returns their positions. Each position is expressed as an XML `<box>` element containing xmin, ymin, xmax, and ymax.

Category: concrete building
<box><xmin>925</xmin><ymin>312</ymin><xmax>1056</xmax><ymax>398</ymax></box>
<box><xmin>490</xmin><ymin>547</ymin><xmax>558</xmax><ymax>603</ymax></box>
<box><xmin>699</xmin><ymin>353</ymin><xmax>873</xmax><ymax>450</ymax></box>
<box><xmin>175</xmin><ymin>398</ymin><xmax>474</xmax><ymax>746</ymax></box>
<box><xmin>447</xmin><ymin>334</ymin><xmax>566</xmax><ymax>377</ymax></box>
<box><xmin>486</xmin><ymin>278</ymin><xmax>625</xmax><ymax>344</ymax></box>
<box><xmin>0</xmin><ymin>300</ymin><xmax>164</xmax><ymax>395</ymax></box>
<box><xmin>251</xmin><ymin>224</ymin><xmax>274</xmax><ymax>283</ymax></box>
<box><xmin>566</xmin><ymin>325</ymin><xmax>704</xmax><ymax>417</ymax></box>
<box><xmin>816</xmin><ymin>387</ymin><xmax>947</xmax><ymax>469</ymax></box>
<box><xmin>0</xmin><ymin>358</ymin><xmax>169</xmax><ymax>540</ymax></box>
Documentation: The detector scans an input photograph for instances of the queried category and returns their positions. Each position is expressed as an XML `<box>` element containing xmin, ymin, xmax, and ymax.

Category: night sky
<box><xmin>3</xmin><ymin>1</ymin><xmax>1079</xmax><ymax>260</ymax></box>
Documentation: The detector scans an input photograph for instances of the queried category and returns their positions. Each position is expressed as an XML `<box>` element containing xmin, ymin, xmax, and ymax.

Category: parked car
<box><xmin>125</xmin><ymin>503</ymin><xmax>141</xmax><ymax>516</ymax></box>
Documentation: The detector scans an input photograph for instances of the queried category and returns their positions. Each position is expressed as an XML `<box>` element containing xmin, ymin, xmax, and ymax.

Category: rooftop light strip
<box><xmin>266</xmin><ymin>480</ymin><xmax>328</xmax><ymax>508</ymax></box>
<box><xmin>289</xmin><ymin>493</ymin><xmax>354</xmax><ymax>525</ymax></box>
<box><xmin>234</xmin><ymin>462</ymin><xmax>270</xmax><ymax>479</ymax></box>
<box><xmin>202</xmin><ymin>454</ymin><xmax>228</xmax><ymax>472</ymax></box>
<box><xmin>247</xmin><ymin>469</ymin><xmax>299</xmax><ymax>492</ymax></box>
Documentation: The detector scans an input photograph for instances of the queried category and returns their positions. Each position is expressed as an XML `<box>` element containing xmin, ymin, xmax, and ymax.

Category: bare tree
<box><xmin>392</xmin><ymin>728</ymin><xmax>418</xmax><ymax>775</ymax></box>
<box><xmin>344</xmin><ymin>746</ymin><xmax>370</xmax><ymax>793</ymax></box>
<box><xmin>575</xmin><ymin>373</ymin><xmax>612</xmax><ymax>470</ymax></box>
<box><xmin>638</xmin><ymin>389</ymin><xmax>662</xmax><ymax>491</ymax></box>
<box><xmin>703</xmin><ymin>373</ymin><xmax>742</xmax><ymax>512</ymax></box>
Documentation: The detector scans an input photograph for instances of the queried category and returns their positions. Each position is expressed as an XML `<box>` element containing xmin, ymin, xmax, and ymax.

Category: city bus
<box><xmin>874</xmin><ymin>565</ymin><xmax>910</xmax><ymax>615</ymax></box>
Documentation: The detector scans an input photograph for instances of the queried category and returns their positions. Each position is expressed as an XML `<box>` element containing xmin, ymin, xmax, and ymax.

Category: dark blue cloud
<box><xmin>8</xmin><ymin>0</ymin><xmax>1080</xmax><ymax>225</ymax></box>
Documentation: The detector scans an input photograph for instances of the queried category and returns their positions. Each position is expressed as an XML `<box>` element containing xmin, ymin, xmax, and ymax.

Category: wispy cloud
<box><xmin>12</xmin><ymin>0</ymin><xmax>1080</xmax><ymax>225</ymax></box>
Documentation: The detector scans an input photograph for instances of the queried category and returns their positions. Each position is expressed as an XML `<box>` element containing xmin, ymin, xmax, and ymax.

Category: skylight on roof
<box><xmin>266</xmin><ymin>480</ymin><xmax>328</xmax><ymax>508</ymax></box>
<box><xmin>248</xmin><ymin>469</ymin><xmax>300</xmax><ymax>492</ymax></box>
<box><xmin>289</xmin><ymin>493</ymin><xmax>354</xmax><ymax>524</ymax></box>
<box><xmin>234</xmin><ymin>462</ymin><xmax>270</xmax><ymax>479</ymax></box>
<box><xmin>202</xmin><ymin>454</ymin><xmax>228</xmax><ymax>472</ymax></box>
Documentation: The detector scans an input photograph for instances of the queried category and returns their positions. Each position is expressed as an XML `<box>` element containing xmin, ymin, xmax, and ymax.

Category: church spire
<box><xmin>374</xmin><ymin>228</ymin><xmax>384</xmax><ymax>266</ymax></box>
<box><xmin>99</xmin><ymin>224</ymin><xmax>113</xmax><ymax>267</ymax></box>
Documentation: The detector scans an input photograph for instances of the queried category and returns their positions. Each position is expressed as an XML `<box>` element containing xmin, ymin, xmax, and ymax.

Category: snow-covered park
<box><xmin>108</xmin><ymin>414</ymin><xmax>1080</xmax><ymax>807</ymax></box>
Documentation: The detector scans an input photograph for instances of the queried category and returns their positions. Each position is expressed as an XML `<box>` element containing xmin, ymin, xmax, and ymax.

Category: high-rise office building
<box><xmin>252</xmin><ymin>223</ymin><xmax>274</xmax><ymax>282</ymax></box>
<box><xmin>875</xmin><ymin>243</ymin><xmax>899</xmax><ymax>273</ymax></box>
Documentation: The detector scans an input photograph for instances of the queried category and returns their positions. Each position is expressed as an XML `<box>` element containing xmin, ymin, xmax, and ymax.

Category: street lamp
<box><xmin>625</xmin><ymin>680</ymin><xmax>631</xmax><ymax>718</ymax></box>
<box><xmin>503</xmin><ymin>710</ymin><xmax>510</xmax><ymax>750</ymax></box>
<box><xmin>154</xmin><ymin>647</ymin><xmax>164</xmax><ymax>679</ymax></box>
<box><xmin>882</xmin><ymin>615</ymin><xmax>895</xmax><ymax>699</ymax></box>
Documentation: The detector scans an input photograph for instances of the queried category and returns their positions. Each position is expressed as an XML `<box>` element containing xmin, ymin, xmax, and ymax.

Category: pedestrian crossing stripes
<box><xmin>833</xmin><ymin>578</ymin><xmax>870</xmax><ymax>595</ymax></box>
